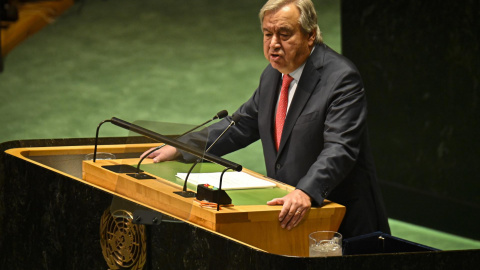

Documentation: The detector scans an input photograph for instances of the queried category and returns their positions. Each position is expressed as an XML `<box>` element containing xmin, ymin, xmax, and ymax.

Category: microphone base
<box><xmin>126</xmin><ymin>173</ymin><xmax>156</xmax><ymax>180</ymax></box>
<box><xmin>195</xmin><ymin>184</ymin><xmax>232</xmax><ymax>205</ymax></box>
<box><xmin>102</xmin><ymin>164</ymin><xmax>139</xmax><ymax>173</ymax></box>
<box><xmin>173</xmin><ymin>190</ymin><xmax>196</xmax><ymax>198</ymax></box>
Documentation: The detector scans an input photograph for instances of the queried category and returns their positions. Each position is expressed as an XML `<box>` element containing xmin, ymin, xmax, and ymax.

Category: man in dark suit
<box><xmin>144</xmin><ymin>0</ymin><xmax>390</xmax><ymax>238</ymax></box>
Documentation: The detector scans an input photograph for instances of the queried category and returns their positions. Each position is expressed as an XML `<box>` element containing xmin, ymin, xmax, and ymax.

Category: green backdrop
<box><xmin>1</xmin><ymin>0</ymin><xmax>478</xmax><ymax>251</ymax></box>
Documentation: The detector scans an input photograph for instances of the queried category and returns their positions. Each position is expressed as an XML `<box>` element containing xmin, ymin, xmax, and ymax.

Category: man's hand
<box><xmin>140</xmin><ymin>144</ymin><xmax>179</xmax><ymax>163</ymax></box>
<box><xmin>267</xmin><ymin>189</ymin><xmax>312</xmax><ymax>230</ymax></box>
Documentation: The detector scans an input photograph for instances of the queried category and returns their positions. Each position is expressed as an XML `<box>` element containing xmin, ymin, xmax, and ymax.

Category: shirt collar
<box><xmin>287</xmin><ymin>62</ymin><xmax>305</xmax><ymax>82</ymax></box>
<box><xmin>283</xmin><ymin>46</ymin><xmax>315</xmax><ymax>81</ymax></box>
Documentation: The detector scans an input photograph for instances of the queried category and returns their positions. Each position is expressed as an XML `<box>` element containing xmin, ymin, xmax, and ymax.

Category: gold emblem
<box><xmin>100</xmin><ymin>209</ymin><xmax>147</xmax><ymax>270</ymax></box>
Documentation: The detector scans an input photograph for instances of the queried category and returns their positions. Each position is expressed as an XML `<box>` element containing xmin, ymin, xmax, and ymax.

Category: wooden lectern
<box><xmin>3</xmin><ymin>138</ymin><xmax>478</xmax><ymax>270</ymax></box>
<box><xmin>7</xmin><ymin>142</ymin><xmax>345</xmax><ymax>257</ymax></box>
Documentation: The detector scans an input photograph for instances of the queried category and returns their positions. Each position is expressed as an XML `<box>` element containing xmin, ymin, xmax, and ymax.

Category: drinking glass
<box><xmin>309</xmin><ymin>231</ymin><xmax>342</xmax><ymax>257</ymax></box>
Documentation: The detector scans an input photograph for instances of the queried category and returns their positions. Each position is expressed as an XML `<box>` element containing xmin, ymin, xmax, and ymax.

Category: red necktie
<box><xmin>275</xmin><ymin>74</ymin><xmax>294</xmax><ymax>151</ymax></box>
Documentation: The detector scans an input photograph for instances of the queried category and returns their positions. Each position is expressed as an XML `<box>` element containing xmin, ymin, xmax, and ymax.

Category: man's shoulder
<box><xmin>311</xmin><ymin>44</ymin><xmax>359</xmax><ymax>74</ymax></box>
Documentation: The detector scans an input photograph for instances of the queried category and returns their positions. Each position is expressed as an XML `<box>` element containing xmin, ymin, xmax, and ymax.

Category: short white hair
<box><xmin>259</xmin><ymin>0</ymin><xmax>323</xmax><ymax>44</ymax></box>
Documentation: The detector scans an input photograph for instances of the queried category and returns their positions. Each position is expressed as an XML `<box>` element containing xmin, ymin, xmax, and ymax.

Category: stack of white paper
<box><xmin>175</xmin><ymin>171</ymin><xmax>276</xmax><ymax>190</ymax></box>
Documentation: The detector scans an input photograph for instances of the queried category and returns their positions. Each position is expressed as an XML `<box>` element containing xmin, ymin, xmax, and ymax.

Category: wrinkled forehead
<box><xmin>262</xmin><ymin>5</ymin><xmax>300</xmax><ymax>31</ymax></box>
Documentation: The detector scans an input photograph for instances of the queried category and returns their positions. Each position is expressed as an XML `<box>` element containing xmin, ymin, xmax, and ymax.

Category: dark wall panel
<box><xmin>341</xmin><ymin>0</ymin><xmax>480</xmax><ymax>239</ymax></box>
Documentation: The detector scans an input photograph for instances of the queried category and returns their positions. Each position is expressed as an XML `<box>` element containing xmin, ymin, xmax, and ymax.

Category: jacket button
<box><xmin>276</xmin><ymin>164</ymin><xmax>281</xmax><ymax>170</ymax></box>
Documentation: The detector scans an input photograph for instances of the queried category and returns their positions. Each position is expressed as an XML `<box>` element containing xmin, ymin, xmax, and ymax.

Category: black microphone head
<box><xmin>214</xmin><ymin>110</ymin><xmax>229</xmax><ymax>120</ymax></box>
<box><xmin>231</xmin><ymin>114</ymin><xmax>242</xmax><ymax>125</ymax></box>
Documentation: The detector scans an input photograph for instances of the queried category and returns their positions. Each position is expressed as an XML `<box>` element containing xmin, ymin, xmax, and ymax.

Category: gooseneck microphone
<box><xmin>132</xmin><ymin>110</ymin><xmax>229</xmax><ymax>178</ymax></box>
<box><xmin>206</xmin><ymin>114</ymin><xmax>241</xmax><ymax>152</ymax></box>
<box><xmin>175</xmin><ymin>114</ymin><xmax>242</xmax><ymax>198</ymax></box>
<box><xmin>92</xmin><ymin>112</ymin><xmax>242</xmax><ymax>176</ymax></box>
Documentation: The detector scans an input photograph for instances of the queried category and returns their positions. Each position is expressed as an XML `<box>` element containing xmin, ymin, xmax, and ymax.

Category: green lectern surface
<box><xmin>140</xmin><ymin>162</ymin><xmax>289</xmax><ymax>205</ymax></box>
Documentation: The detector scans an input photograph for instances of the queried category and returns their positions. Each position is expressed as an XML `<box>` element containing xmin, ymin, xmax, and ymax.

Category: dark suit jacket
<box><xmin>195</xmin><ymin>44</ymin><xmax>390</xmax><ymax>238</ymax></box>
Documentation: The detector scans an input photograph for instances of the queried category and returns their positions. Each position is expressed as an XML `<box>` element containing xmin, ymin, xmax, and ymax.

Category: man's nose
<box><xmin>270</xmin><ymin>35</ymin><xmax>281</xmax><ymax>48</ymax></box>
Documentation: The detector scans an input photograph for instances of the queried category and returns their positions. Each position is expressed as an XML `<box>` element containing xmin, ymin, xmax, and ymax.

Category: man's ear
<box><xmin>308</xmin><ymin>31</ymin><xmax>316</xmax><ymax>46</ymax></box>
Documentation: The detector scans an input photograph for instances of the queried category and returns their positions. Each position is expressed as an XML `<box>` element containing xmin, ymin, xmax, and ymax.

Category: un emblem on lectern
<box><xmin>100</xmin><ymin>209</ymin><xmax>147</xmax><ymax>270</ymax></box>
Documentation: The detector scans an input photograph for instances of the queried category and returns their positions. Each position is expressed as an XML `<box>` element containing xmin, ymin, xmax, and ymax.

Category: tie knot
<box><xmin>282</xmin><ymin>74</ymin><xmax>294</xmax><ymax>88</ymax></box>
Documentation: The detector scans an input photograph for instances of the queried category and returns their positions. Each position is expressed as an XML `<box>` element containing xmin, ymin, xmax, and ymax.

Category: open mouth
<box><xmin>270</xmin><ymin>53</ymin><xmax>281</xmax><ymax>60</ymax></box>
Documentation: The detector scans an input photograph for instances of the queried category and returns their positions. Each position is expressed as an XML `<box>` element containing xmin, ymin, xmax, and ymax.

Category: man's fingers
<box><xmin>267</xmin><ymin>190</ymin><xmax>311</xmax><ymax>230</ymax></box>
<box><xmin>280</xmin><ymin>204</ymin><xmax>300</xmax><ymax>229</ymax></box>
<box><xmin>267</xmin><ymin>198</ymin><xmax>283</xmax><ymax>205</ymax></box>
<box><xmin>282</xmin><ymin>208</ymin><xmax>308</xmax><ymax>230</ymax></box>
<box><xmin>278</xmin><ymin>201</ymin><xmax>292</xmax><ymax>224</ymax></box>
<box><xmin>148</xmin><ymin>150</ymin><xmax>159</xmax><ymax>158</ymax></box>
<box><xmin>292</xmin><ymin>209</ymin><xmax>307</xmax><ymax>229</ymax></box>
<box><xmin>140</xmin><ymin>147</ymin><xmax>157</xmax><ymax>159</ymax></box>
<box><xmin>153</xmin><ymin>151</ymin><xmax>170</xmax><ymax>162</ymax></box>
<box><xmin>143</xmin><ymin>145</ymin><xmax>179</xmax><ymax>163</ymax></box>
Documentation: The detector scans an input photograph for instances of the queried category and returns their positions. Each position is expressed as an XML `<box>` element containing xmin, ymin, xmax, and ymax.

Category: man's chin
<box><xmin>270</xmin><ymin>62</ymin><xmax>287</xmax><ymax>73</ymax></box>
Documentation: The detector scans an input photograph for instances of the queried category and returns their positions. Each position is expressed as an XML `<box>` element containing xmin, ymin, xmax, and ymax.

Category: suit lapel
<box><xmin>259</xmin><ymin>70</ymin><xmax>282</xmax><ymax>157</ymax></box>
<box><xmin>277</xmin><ymin>47</ymin><xmax>323</xmax><ymax>156</ymax></box>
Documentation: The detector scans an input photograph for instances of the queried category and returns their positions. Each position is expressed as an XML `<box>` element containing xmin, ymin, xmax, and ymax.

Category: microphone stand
<box><xmin>106</xmin><ymin>117</ymin><xmax>241</xmax><ymax>170</ymax></box>
<box><xmin>129</xmin><ymin>110</ymin><xmax>228</xmax><ymax>179</ymax></box>
<box><xmin>91</xmin><ymin>111</ymin><xmax>236</xmax><ymax>174</ymax></box>
<box><xmin>217</xmin><ymin>168</ymin><xmax>230</xmax><ymax>211</ymax></box>
<box><xmin>93</xmin><ymin>120</ymin><xmax>111</xmax><ymax>162</ymax></box>
<box><xmin>132</xmin><ymin>111</ymin><xmax>226</xmax><ymax>179</ymax></box>
<box><xmin>175</xmin><ymin>114</ymin><xmax>241</xmax><ymax>199</ymax></box>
